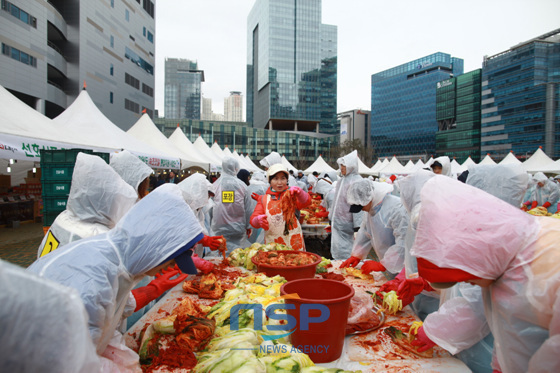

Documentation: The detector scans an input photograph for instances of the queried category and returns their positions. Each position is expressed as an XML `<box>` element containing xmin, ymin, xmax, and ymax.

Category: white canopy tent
<box><xmin>281</xmin><ymin>155</ymin><xmax>298</xmax><ymax>173</ymax></box>
<box><xmin>371</xmin><ymin>158</ymin><xmax>389</xmax><ymax>173</ymax></box>
<box><xmin>191</xmin><ymin>136</ymin><xmax>223</xmax><ymax>171</ymax></box>
<box><xmin>244</xmin><ymin>154</ymin><xmax>260</xmax><ymax>172</ymax></box>
<box><xmin>459</xmin><ymin>156</ymin><xmax>477</xmax><ymax>173</ymax></box>
<box><xmin>410</xmin><ymin>159</ymin><xmax>426</xmax><ymax>173</ymax></box>
<box><xmin>303</xmin><ymin>155</ymin><xmax>336</xmax><ymax>175</ymax></box>
<box><xmin>536</xmin><ymin>159</ymin><xmax>560</xmax><ymax>174</ymax></box>
<box><xmin>376</xmin><ymin>156</ymin><xmax>408</xmax><ymax>175</ymax></box>
<box><xmin>499</xmin><ymin>152</ymin><xmax>522</xmax><ymax>166</ymax></box>
<box><xmin>522</xmin><ymin>147</ymin><xmax>557</xmax><ymax>173</ymax></box>
<box><xmin>450</xmin><ymin>159</ymin><xmax>463</xmax><ymax>175</ymax></box>
<box><xmin>479</xmin><ymin>154</ymin><xmax>497</xmax><ymax>165</ymax></box>
<box><xmin>128</xmin><ymin>116</ymin><xmax>209</xmax><ymax>170</ymax></box>
<box><xmin>210</xmin><ymin>142</ymin><xmax>226</xmax><ymax>161</ymax></box>
<box><xmin>403</xmin><ymin>160</ymin><xmax>415</xmax><ymax>172</ymax></box>
<box><xmin>357</xmin><ymin>157</ymin><xmax>375</xmax><ymax>176</ymax></box>
<box><xmin>233</xmin><ymin>150</ymin><xmax>260</xmax><ymax>172</ymax></box>
<box><xmin>53</xmin><ymin>89</ymin><xmax>179</xmax><ymax>169</ymax></box>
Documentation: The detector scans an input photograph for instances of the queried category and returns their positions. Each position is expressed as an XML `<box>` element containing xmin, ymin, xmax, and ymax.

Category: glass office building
<box><xmin>154</xmin><ymin>117</ymin><xmax>338</xmax><ymax>166</ymax></box>
<box><xmin>164</xmin><ymin>58</ymin><xmax>204</xmax><ymax>120</ymax></box>
<box><xmin>481</xmin><ymin>29</ymin><xmax>560</xmax><ymax>161</ymax></box>
<box><xmin>435</xmin><ymin>69</ymin><xmax>482</xmax><ymax>163</ymax></box>
<box><xmin>371</xmin><ymin>53</ymin><xmax>464</xmax><ymax>159</ymax></box>
<box><xmin>247</xmin><ymin>0</ymin><xmax>338</xmax><ymax>135</ymax></box>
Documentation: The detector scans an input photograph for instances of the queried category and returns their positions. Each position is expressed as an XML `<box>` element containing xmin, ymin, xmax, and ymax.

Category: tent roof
<box><xmin>357</xmin><ymin>157</ymin><xmax>374</xmax><ymax>175</ymax></box>
<box><xmin>53</xmin><ymin>90</ymin><xmax>179</xmax><ymax>168</ymax></box>
<box><xmin>403</xmin><ymin>160</ymin><xmax>415</xmax><ymax>172</ymax></box>
<box><xmin>377</xmin><ymin>156</ymin><xmax>407</xmax><ymax>175</ymax></box>
<box><xmin>522</xmin><ymin>147</ymin><xmax>557</xmax><ymax>173</ymax></box>
<box><xmin>371</xmin><ymin>158</ymin><xmax>389</xmax><ymax>173</ymax></box>
<box><xmin>210</xmin><ymin>142</ymin><xmax>225</xmax><ymax>160</ymax></box>
<box><xmin>128</xmin><ymin>116</ymin><xmax>208</xmax><ymax>170</ymax></box>
<box><xmin>410</xmin><ymin>159</ymin><xmax>426</xmax><ymax>173</ymax></box>
<box><xmin>281</xmin><ymin>155</ymin><xmax>298</xmax><ymax>172</ymax></box>
<box><xmin>479</xmin><ymin>154</ymin><xmax>497</xmax><ymax>165</ymax></box>
<box><xmin>233</xmin><ymin>150</ymin><xmax>260</xmax><ymax>172</ymax></box>
<box><xmin>244</xmin><ymin>154</ymin><xmax>261</xmax><ymax>172</ymax></box>
<box><xmin>191</xmin><ymin>136</ymin><xmax>223</xmax><ymax>167</ymax></box>
<box><xmin>450</xmin><ymin>159</ymin><xmax>462</xmax><ymax>175</ymax></box>
<box><xmin>499</xmin><ymin>152</ymin><xmax>522</xmax><ymax>165</ymax></box>
<box><xmin>303</xmin><ymin>155</ymin><xmax>336</xmax><ymax>175</ymax></box>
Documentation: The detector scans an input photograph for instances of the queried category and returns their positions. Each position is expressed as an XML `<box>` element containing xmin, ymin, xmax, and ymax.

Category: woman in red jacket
<box><xmin>250</xmin><ymin>164</ymin><xmax>311</xmax><ymax>250</ymax></box>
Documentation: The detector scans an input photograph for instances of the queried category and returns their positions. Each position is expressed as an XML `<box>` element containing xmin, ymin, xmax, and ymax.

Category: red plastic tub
<box><xmin>251</xmin><ymin>250</ymin><xmax>321</xmax><ymax>281</ymax></box>
<box><xmin>280</xmin><ymin>278</ymin><xmax>354</xmax><ymax>363</ymax></box>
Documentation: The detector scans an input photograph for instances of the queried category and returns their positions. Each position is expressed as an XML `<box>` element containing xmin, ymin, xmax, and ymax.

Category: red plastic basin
<box><xmin>251</xmin><ymin>250</ymin><xmax>322</xmax><ymax>281</ymax></box>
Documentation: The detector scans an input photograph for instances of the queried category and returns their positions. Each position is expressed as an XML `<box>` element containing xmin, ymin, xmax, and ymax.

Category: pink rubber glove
<box><xmin>290</xmin><ymin>186</ymin><xmax>309</xmax><ymax>204</ymax></box>
<box><xmin>251</xmin><ymin>214</ymin><xmax>269</xmax><ymax>230</ymax></box>
<box><xmin>340</xmin><ymin>256</ymin><xmax>360</xmax><ymax>268</ymax></box>
<box><xmin>192</xmin><ymin>254</ymin><xmax>214</xmax><ymax>274</ymax></box>
<box><xmin>360</xmin><ymin>260</ymin><xmax>386</xmax><ymax>274</ymax></box>
<box><xmin>410</xmin><ymin>326</ymin><xmax>436</xmax><ymax>352</ymax></box>
<box><xmin>397</xmin><ymin>277</ymin><xmax>434</xmax><ymax>300</ymax></box>
<box><xmin>132</xmin><ymin>267</ymin><xmax>188</xmax><ymax>311</ymax></box>
<box><xmin>200</xmin><ymin>235</ymin><xmax>222</xmax><ymax>250</ymax></box>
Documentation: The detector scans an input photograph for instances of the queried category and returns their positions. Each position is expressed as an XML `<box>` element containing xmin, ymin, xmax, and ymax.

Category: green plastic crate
<box><xmin>40</xmin><ymin>148</ymin><xmax>93</xmax><ymax>164</ymax></box>
<box><xmin>41</xmin><ymin>163</ymin><xmax>75</xmax><ymax>182</ymax></box>
<box><xmin>42</xmin><ymin>180</ymin><xmax>72</xmax><ymax>196</ymax></box>
<box><xmin>42</xmin><ymin>195</ymin><xmax>69</xmax><ymax>211</ymax></box>
<box><xmin>43</xmin><ymin>210</ymin><xmax>62</xmax><ymax>227</ymax></box>
<box><xmin>92</xmin><ymin>151</ymin><xmax>110</xmax><ymax>163</ymax></box>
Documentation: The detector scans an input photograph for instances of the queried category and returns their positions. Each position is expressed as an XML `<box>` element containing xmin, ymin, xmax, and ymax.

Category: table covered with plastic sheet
<box><xmin>124</xmin><ymin>259</ymin><xmax>471</xmax><ymax>373</ymax></box>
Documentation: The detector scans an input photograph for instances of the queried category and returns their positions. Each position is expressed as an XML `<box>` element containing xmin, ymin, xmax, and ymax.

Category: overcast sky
<box><xmin>155</xmin><ymin>0</ymin><xmax>560</xmax><ymax>119</ymax></box>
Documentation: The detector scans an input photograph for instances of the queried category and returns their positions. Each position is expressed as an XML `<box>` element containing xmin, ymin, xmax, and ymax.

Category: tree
<box><xmin>327</xmin><ymin>139</ymin><xmax>375</xmax><ymax>166</ymax></box>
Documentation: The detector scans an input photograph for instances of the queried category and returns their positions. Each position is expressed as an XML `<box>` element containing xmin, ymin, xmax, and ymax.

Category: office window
<box><xmin>110</xmin><ymin>63</ymin><xmax>113</xmax><ymax>76</ymax></box>
<box><xmin>125</xmin><ymin>73</ymin><xmax>140</xmax><ymax>89</ymax></box>
<box><xmin>143</xmin><ymin>27</ymin><xmax>146</xmax><ymax>36</ymax></box>
<box><xmin>110</xmin><ymin>92</ymin><xmax>113</xmax><ymax>104</ymax></box>
<box><xmin>110</xmin><ymin>35</ymin><xmax>114</xmax><ymax>48</ymax></box>
<box><xmin>125</xmin><ymin>9</ymin><xmax>129</xmax><ymax>21</ymax></box>
<box><xmin>2</xmin><ymin>0</ymin><xmax>37</xmax><ymax>28</ymax></box>
<box><xmin>1</xmin><ymin>43</ymin><xmax>37</xmax><ymax>67</ymax></box>
<box><xmin>147</xmin><ymin>30</ymin><xmax>153</xmax><ymax>43</ymax></box>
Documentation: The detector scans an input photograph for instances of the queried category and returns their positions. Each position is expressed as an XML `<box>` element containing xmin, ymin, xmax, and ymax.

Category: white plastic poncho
<box><xmin>466</xmin><ymin>163</ymin><xmax>528</xmax><ymax>207</ymax></box>
<box><xmin>307</xmin><ymin>173</ymin><xmax>318</xmax><ymax>189</ymax></box>
<box><xmin>178</xmin><ymin>174</ymin><xmax>212</xmax><ymax>255</ymax></box>
<box><xmin>109</xmin><ymin>150</ymin><xmax>153</xmax><ymax>195</ymax></box>
<box><xmin>211</xmin><ymin>157</ymin><xmax>252</xmax><ymax>254</ymax></box>
<box><xmin>259</xmin><ymin>152</ymin><xmax>282</xmax><ymax>169</ymax></box>
<box><xmin>314</xmin><ymin>178</ymin><xmax>333</xmax><ymax>197</ymax></box>
<box><xmin>330</xmin><ymin>151</ymin><xmax>365</xmax><ymax>260</ymax></box>
<box><xmin>347</xmin><ymin>179</ymin><xmax>408</xmax><ymax>273</ymax></box>
<box><xmin>1</xmin><ymin>260</ymin><xmax>100</xmax><ymax>373</ymax></box>
<box><xmin>37</xmin><ymin>153</ymin><xmax>138</xmax><ymax>258</ymax></box>
<box><xmin>411</xmin><ymin>176</ymin><xmax>560</xmax><ymax>373</ymax></box>
<box><xmin>28</xmin><ymin>184</ymin><xmax>203</xmax><ymax>365</ymax></box>
<box><xmin>432</xmin><ymin>156</ymin><xmax>452</xmax><ymax>176</ymax></box>
<box><xmin>525</xmin><ymin>171</ymin><xmax>560</xmax><ymax>213</ymax></box>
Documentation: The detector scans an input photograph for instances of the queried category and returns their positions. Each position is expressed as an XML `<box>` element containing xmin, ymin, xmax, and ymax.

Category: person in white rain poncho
<box><xmin>410</xmin><ymin>164</ymin><xmax>528</xmax><ymax>373</ymax></box>
<box><xmin>37</xmin><ymin>153</ymin><xmax>138</xmax><ymax>259</ymax></box>
<box><xmin>411</xmin><ymin>176</ymin><xmax>560</xmax><ymax>373</ymax></box>
<box><xmin>247</xmin><ymin>171</ymin><xmax>269</xmax><ymax>244</ymax></box>
<box><xmin>329</xmin><ymin>151</ymin><xmax>365</xmax><ymax>260</ymax></box>
<box><xmin>259</xmin><ymin>151</ymin><xmax>282</xmax><ymax>170</ymax></box>
<box><xmin>1</xmin><ymin>259</ymin><xmax>100</xmax><ymax>373</ymax></box>
<box><xmin>27</xmin><ymin>184</ymin><xmax>204</xmax><ymax>372</ymax></box>
<box><xmin>429</xmin><ymin>156</ymin><xmax>451</xmax><ymax>176</ymax></box>
<box><xmin>523</xmin><ymin>171</ymin><xmax>560</xmax><ymax>213</ymax></box>
<box><xmin>340</xmin><ymin>179</ymin><xmax>408</xmax><ymax>275</ymax></box>
<box><xmin>109</xmin><ymin>150</ymin><xmax>153</xmax><ymax>199</ymax></box>
<box><xmin>211</xmin><ymin>157</ymin><xmax>253</xmax><ymax>254</ymax></box>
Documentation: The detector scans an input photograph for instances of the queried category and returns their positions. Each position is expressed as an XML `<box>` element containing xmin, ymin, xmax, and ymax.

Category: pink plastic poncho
<box><xmin>411</xmin><ymin>176</ymin><xmax>560</xmax><ymax>373</ymax></box>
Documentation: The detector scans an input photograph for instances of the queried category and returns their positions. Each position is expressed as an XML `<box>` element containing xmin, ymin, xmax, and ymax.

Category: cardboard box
<box><xmin>25</xmin><ymin>177</ymin><xmax>41</xmax><ymax>184</ymax></box>
<box><xmin>0</xmin><ymin>174</ymin><xmax>10</xmax><ymax>188</ymax></box>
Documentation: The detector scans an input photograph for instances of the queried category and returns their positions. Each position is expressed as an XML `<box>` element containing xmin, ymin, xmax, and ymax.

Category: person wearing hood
<box><xmin>211</xmin><ymin>157</ymin><xmax>253</xmax><ymax>254</ymax></box>
<box><xmin>1</xmin><ymin>259</ymin><xmax>101</xmax><ymax>372</ymax></box>
<box><xmin>250</xmin><ymin>164</ymin><xmax>311</xmax><ymax>249</ymax></box>
<box><xmin>27</xmin><ymin>184</ymin><xmax>204</xmax><ymax>372</ymax></box>
<box><xmin>307</xmin><ymin>171</ymin><xmax>319</xmax><ymax>191</ymax></box>
<box><xmin>329</xmin><ymin>150</ymin><xmax>365</xmax><ymax>260</ymax></box>
<box><xmin>340</xmin><ymin>179</ymin><xmax>408</xmax><ymax>275</ymax></box>
<box><xmin>523</xmin><ymin>171</ymin><xmax>560</xmax><ymax>213</ymax></box>
<box><xmin>247</xmin><ymin>172</ymin><xmax>269</xmax><ymax>244</ymax></box>
<box><xmin>296</xmin><ymin>170</ymin><xmax>308</xmax><ymax>187</ymax></box>
<box><xmin>259</xmin><ymin>151</ymin><xmax>283</xmax><ymax>170</ymax></box>
<box><xmin>237</xmin><ymin>169</ymin><xmax>251</xmax><ymax>186</ymax></box>
<box><xmin>429</xmin><ymin>156</ymin><xmax>451</xmax><ymax>176</ymax></box>
<box><xmin>37</xmin><ymin>153</ymin><xmax>139</xmax><ymax>259</ymax></box>
<box><xmin>410</xmin><ymin>175</ymin><xmax>560</xmax><ymax>373</ymax></box>
<box><xmin>110</xmin><ymin>150</ymin><xmax>153</xmax><ymax>199</ymax></box>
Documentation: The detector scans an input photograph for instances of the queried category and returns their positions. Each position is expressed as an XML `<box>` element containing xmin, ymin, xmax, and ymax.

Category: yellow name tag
<box><xmin>222</xmin><ymin>191</ymin><xmax>235</xmax><ymax>203</ymax></box>
<box><xmin>40</xmin><ymin>231</ymin><xmax>60</xmax><ymax>258</ymax></box>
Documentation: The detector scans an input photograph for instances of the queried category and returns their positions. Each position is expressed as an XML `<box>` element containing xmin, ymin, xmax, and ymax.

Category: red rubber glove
<box><xmin>325</xmin><ymin>225</ymin><xmax>331</xmax><ymax>233</ymax></box>
<box><xmin>523</xmin><ymin>201</ymin><xmax>532</xmax><ymax>206</ymax></box>
<box><xmin>543</xmin><ymin>201</ymin><xmax>552</xmax><ymax>209</ymax></box>
<box><xmin>251</xmin><ymin>214</ymin><xmax>269</xmax><ymax>230</ymax></box>
<box><xmin>376</xmin><ymin>268</ymin><xmax>406</xmax><ymax>298</ymax></box>
<box><xmin>290</xmin><ymin>186</ymin><xmax>308</xmax><ymax>203</ymax></box>
<box><xmin>397</xmin><ymin>277</ymin><xmax>434</xmax><ymax>300</ymax></box>
<box><xmin>361</xmin><ymin>260</ymin><xmax>386</xmax><ymax>274</ymax></box>
<box><xmin>531</xmin><ymin>201</ymin><xmax>538</xmax><ymax>210</ymax></box>
<box><xmin>192</xmin><ymin>254</ymin><xmax>214</xmax><ymax>274</ymax></box>
<box><xmin>132</xmin><ymin>268</ymin><xmax>188</xmax><ymax>311</ymax></box>
<box><xmin>246</xmin><ymin>229</ymin><xmax>252</xmax><ymax>238</ymax></box>
<box><xmin>200</xmin><ymin>235</ymin><xmax>222</xmax><ymax>250</ymax></box>
<box><xmin>251</xmin><ymin>192</ymin><xmax>259</xmax><ymax>201</ymax></box>
<box><xmin>340</xmin><ymin>256</ymin><xmax>360</xmax><ymax>268</ymax></box>
<box><xmin>410</xmin><ymin>326</ymin><xmax>436</xmax><ymax>352</ymax></box>
<box><xmin>315</xmin><ymin>211</ymin><xmax>329</xmax><ymax>218</ymax></box>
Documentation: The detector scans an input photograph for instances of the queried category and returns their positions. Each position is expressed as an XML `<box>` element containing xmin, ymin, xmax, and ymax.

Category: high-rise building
<box><xmin>247</xmin><ymin>0</ymin><xmax>338</xmax><ymax>135</ymax></box>
<box><xmin>371</xmin><ymin>52</ymin><xmax>464</xmax><ymax>160</ymax></box>
<box><xmin>338</xmin><ymin>109</ymin><xmax>371</xmax><ymax>148</ymax></box>
<box><xmin>435</xmin><ymin>69</ymin><xmax>482</xmax><ymax>163</ymax></box>
<box><xmin>481</xmin><ymin>29</ymin><xmax>560</xmax><ymax>161</ymax></box>
<box><xmin>164</xmin><ymin>58</ymin><xmax>204</xmax><ymax>120</ymax></box>
<box><xmin>202</xmin><ymin>97</ymin><xmax>213</xmax><ymax>120</ymax></box>
<box><xmin>0</xmin><ymin>0</ymin><xmax>156</xmax><ymax>130</ymax></box>
<box><xmin>224</xmin><ymin>91</ymin><xmax>243</xmax><ymax>122</ymax></box>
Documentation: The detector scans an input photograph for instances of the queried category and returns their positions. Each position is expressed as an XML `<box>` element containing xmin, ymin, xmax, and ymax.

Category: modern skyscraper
<box><xmin>247</xmin><ymin>0</ymin><xmax>338</xmax><ymax>135</ymax></box>
<box><xmin>202</xmin><ymin>97</ymin><xmax>213</xmax><ymax>120</ymax></box>
<box><xmin>371</xmin><ymin>52</ymin><xmax>464</xmax><ymax>159</ymax></box>
<box><xmin>435</xmin><ymin>69</ymin><xmax>482</xmax><ymax>163</ymax></box>
<box><xmin>481</xmin><ymin>29</ymin><xmax>560</xmax><ymax>161</ymax></box>
<box><xmin>224</xmin><ymin>91</ymin><xmax>243</xmax><ymax>122</ymax></box>
<box><xmin>0</xmin><ymin>0</ymin><xmax>156</xmax><ymax>130</ymax></box>
<box><xmin>164</xmin><ymin>58</ymin><xmax>204</xmax><ymax>120</ymax></box>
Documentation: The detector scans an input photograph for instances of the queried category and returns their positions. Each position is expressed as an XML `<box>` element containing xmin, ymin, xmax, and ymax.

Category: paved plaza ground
<box><xmin>0</xmin><ymin>221</ymin><xmax>44</xmax><ymax>268</ymax></box>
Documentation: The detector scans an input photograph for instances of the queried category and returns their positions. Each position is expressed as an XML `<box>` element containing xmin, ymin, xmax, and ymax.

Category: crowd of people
<box><xmin>1</xmin><ymin>150</ymin><xmax>559</xmax><ymax>373</ymax></box>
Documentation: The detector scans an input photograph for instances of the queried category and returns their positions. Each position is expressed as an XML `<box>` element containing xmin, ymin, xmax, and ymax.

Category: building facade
<box><xmin>338</xmin><ymin>109</ymin><xmax>371</xmax><ymax>147</ymax></box>
<box><xmin>0</xmin><ymin>0</ymin><xmax>155</xmax><ymax>130</ymax></box>
<box><xmin>371</xmin><ymin>52</ymin><xmax>464</xmax><ymax>160</ymax></box>
<box><xmin>155</xmin><ymin>117</ymin><xmax>338</xmax><ymax>167</ymax></box>
<box><xmin>435</xmin><ymin>69</ymin><xmax>482</xmax><ymax>163</ymax></box>
<box><xmin>224</xmin><ymin>91</ymin><xmax>243</xmax><ymax>122</ymax></box>
<box><xmin>246</xmin><ymin>0</ymin><xmax>338</xmax><ymax>135</ymax></box>
<box><xmin>164</xmin><ymin>58</ymin><xmax>204</xmax><ymax>120</ymax></box>
<box><xmin>202</xmin><ymin>97</ymin><xmax>212</xmax><ymax>120</ymax></box>
<box><xmin>481</xmin><ymin>29</ymin><xmax>560</xmax><ymax>161</ymax></box>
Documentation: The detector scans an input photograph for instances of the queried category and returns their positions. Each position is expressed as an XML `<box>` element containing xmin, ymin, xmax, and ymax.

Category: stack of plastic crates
<box><xmin>40</xmin><ymin>149</ymin><xmax>110</xmax><ymax>233</ymax></box>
